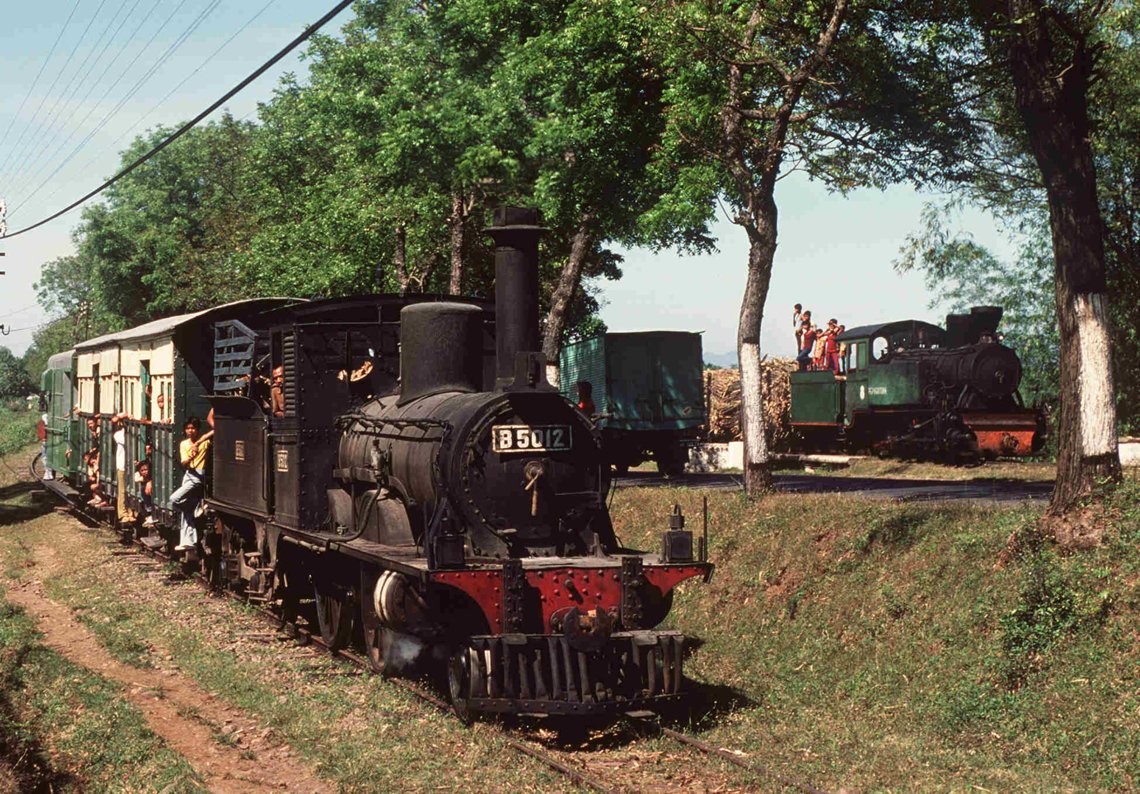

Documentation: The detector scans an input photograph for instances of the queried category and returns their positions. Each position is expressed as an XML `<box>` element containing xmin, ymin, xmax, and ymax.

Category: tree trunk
<box><xmin>1001</xmin><ymin>0</ymin><xmax>1121</xmax><ymax>517</ymax></box>
<box><xmin>448</xmin><ymin>191</ymin><xmax>464</xmax><ymax>295</ymax></box>
<box><xmin>717</xmin><ymin>0</ymin><xmax>847</xmax><ymax>495</ymax></box>
<box><xmin>737</xmin><ymin>202</ymin><xmax>778</xmax><ymax>493</ymax></box>
<box><xmin>542</xmin><ymin>218</ymin><xmax>594</xmax><ymax>387</ymax></box>
<box><xmin>393</xmin><ymin>226</ymin><xmax>408</xmax><ymax>293</ymax></box>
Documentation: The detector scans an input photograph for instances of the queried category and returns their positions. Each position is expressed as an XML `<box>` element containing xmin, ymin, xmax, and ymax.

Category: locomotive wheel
<box><xmin>360</xmin><ymin>568</ymin><xmax>386</xmax><ymax>675</ymax></box>
<box><xmin>313</xmin><ymin>579</ymin><xmax>354</xmax><ymax>651</ymax></box>
<box><xmin>447</xmin><ymin>648</ymin><xmax>474</xmax><ymax>724</ymax></box>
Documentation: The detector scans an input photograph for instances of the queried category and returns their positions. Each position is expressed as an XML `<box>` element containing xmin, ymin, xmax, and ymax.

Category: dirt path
<box><xmin>6</xmin><ymin>544</ymin><xmax>330</xmax><ymax>794</ymax></box>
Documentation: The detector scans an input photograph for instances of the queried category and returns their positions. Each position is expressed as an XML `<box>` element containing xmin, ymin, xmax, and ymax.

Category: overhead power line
<box><xmin>9</xmin><ymin>0</ymin><xmax>224</xmax><ymax>213</ymax></box>
<box><xmin>2</xmin><ymin>0</ymin><xmax>355</xmax><ymax>240</ymax></box>
<box><xmin>0</xmin><ymin>0</ymin><xmax>85</xmax><ymax>177</ymax></box>
<box><xmin>15</xmin><ymin>0</ymin><xmax>280</xmax><ymax>217</ymax></box>
<box><xmin>4</xmin><ymin>0</ymin><xmax>152</xmax><ymax>203</ymax></box>
<box><xmin>0</xmin><ymin>0</ymin><xmax>112</xmax><ymax>183</ymax></box>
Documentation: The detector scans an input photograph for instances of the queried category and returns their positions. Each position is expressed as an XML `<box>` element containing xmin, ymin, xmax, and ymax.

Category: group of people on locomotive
<box><xmin>794</xmin><ymin>304</ymin><xmax>847</xmax><ymax>373</ymax></box>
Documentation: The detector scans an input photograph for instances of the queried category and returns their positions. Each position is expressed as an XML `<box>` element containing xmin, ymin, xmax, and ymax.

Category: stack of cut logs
<box><xmin>705</xmin><ymin>359</ymin><xmax>796</xmax><ymax>450</ymax></box>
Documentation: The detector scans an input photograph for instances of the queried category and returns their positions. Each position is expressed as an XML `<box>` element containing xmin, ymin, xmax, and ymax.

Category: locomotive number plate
<box><xmin>492</xmin><ymin>425</ymin><xmax>572</xmax><ymax>454</ymax></box>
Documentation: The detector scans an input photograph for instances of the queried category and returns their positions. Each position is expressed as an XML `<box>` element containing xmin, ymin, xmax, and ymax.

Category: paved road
<box><xmin>612</xmin><ymin>471</ymin><xmax>1054</xmax><ymax>503</ymax></box>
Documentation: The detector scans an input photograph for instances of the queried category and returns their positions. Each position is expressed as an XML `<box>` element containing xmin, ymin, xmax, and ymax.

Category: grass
<box><xmin>0</xmin><ymin>597</ymin><xmax>205</xmax><ymax>793</ymax></box>
<box><xmin>4</xmin><ymin>436</ymin><xmax>1136</xmax><ymax>791</ymax></box>
<box><xmin>0</xmin><ymin>513</ymin><xmax>578</xmax><ymax>793</ymax></box>
<box><xmin>0</xmin><ymin>459</ymin><xmax>203</xmax><ymax>792</ymax></box>
<box><xmin>0</xmin><ymin>404</ymin><xmax>36</xmax><ymax>458</ymax></box>
<box><xmin>612</xmin><ymin>481</ymin><xmax>1140</xmax><ymax>792</ymax></box>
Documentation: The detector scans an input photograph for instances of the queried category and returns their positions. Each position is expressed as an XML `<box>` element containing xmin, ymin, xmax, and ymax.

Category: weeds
<box><xmin>998</xmin><ymin>553</ymin><xmax>1082</xmax><ymax>688</ymax></box>
<box><xmin>0</xmin><ymin>406</ymin><xmax>35</xmax><ymax>458</ymax></box>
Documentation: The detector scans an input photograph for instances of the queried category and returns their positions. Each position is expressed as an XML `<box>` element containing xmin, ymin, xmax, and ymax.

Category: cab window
<box><xmin>871</xmin><ymin>336</ymin><xmax>889</xmax><ymax>361</ymax></box>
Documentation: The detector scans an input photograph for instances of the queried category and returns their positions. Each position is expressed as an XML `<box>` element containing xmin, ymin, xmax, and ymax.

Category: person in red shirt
<box><xmin>824</xmin><ymin>318</ymin><xmax>840</xmax><ymax>372</ymax></box>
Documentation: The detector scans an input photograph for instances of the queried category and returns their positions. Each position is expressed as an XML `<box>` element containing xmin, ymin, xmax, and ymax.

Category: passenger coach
<box><xmin>41</xmin><ymin>299</ymin><xmax>296</xmax><ymax>531</ymax></box>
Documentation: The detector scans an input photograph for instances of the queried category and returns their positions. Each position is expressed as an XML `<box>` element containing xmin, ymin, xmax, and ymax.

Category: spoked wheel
<box><xmin>312</xmin><ymin>577</ymin><xmax>354</xmax><ymax>651</ymax></box>
<box><xmin>447</xmin><ymin>647</ymin><xmax>475</xmax><ymax>724</ymax></box>
<box><xmin>360</xmin><ymin>568</ymin><xmax>386</xmax><ymax>675</ymax></box>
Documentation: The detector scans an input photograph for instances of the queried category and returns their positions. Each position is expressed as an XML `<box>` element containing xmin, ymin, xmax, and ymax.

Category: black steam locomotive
<box><xmin>790</xmin><ymin>306</ymin><xmax>1047</xmax><ymax>459</ymax></box>
<box><xmin>42</xmin><ymin>207</ymin><xmax>712</xmax><ymax>721</ymax></box>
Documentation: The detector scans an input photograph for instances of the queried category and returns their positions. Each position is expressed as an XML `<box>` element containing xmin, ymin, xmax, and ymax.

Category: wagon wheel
<box><xmin>360</xmin><ymin>568</ymin><xmax>386</xmax><ymax>675</ymax></box>
<box><xmin>312</xmin><ymin>578</ymin><xmax>354</xmax><ymax>651</ymax></box>
<box><xmin>447</xmin><ymin>647</ymin><xmax>475</xmax><ymax>724</ymax></box>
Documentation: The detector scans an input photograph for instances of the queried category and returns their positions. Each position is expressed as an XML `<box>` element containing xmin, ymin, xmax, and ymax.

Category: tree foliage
<box><xmin>0</xmin><ymin>347</ymin><xmax>35</xmax><ymax>398</ymax></box>
<box><xmin>35</xmin><ymin>0</ymin><xmax>709</xmax><ymax>369</ymax></box>
<box><xmin>897</xmin><ymin>204</ymin><xmax>1059</xmax><ymax>410</ymax></box>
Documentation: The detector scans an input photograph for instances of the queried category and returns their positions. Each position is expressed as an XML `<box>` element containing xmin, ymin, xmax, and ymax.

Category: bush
<box><xmin>0</xmin><ymin>405</ymin><xmax>37</xmax><ymax>457</ymax></box>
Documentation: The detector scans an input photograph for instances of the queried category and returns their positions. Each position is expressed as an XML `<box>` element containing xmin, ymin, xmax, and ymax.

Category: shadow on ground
<box><xmin>513</xmin><ymin>676</ymin><xmax>757</xmax><ymax>752</ymax></box>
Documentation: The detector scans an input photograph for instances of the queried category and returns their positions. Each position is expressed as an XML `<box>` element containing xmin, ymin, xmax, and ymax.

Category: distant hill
<box><xmin>704</xmin><ymin>350</ymin><xmax>739</xmax><ymax>369</ymax></box>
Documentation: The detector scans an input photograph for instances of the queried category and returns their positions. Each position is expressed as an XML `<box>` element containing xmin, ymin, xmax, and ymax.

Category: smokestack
<box><xmin>485</xmin><ymin>206</ymin><xmax>545</xmax><ymax>388</ymax></box>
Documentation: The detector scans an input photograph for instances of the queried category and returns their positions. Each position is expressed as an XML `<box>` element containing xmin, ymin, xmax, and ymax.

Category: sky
<box><xmin>0</xmin><ymin>0</ymin><xmax>1013</xmax><ymax>360</ymax></box>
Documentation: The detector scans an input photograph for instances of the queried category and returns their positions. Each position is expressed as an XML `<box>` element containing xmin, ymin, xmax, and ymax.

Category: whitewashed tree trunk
<box><xmin>994</xmin><ymin>0</ymin><xmax>1123</xmax><ymax>517</ymax></box>
<box><xmin>1073</xmin><ymin>293</ymin><xmax>1115</xmax><ymax>457</ymax></box>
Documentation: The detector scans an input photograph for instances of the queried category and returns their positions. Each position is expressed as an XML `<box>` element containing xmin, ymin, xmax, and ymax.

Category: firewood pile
<box><xmin>705</xmin><ymin>359</ymin><xmax>796</xmax><ymax>450</ymax></box>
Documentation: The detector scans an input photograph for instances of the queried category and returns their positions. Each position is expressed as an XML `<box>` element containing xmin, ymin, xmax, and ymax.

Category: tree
<box><xmin>281</xmin><ymin>0</ymin><xmax>688</xmax><ymax>377</ymax></box>
<box><xmin>960</xmin><ymin>1</ymin><xmax>1122</xmax><ymax>519</ymax></box>
<box><xmin>0</xmin><ymin>347</ymin><xmax>34</xmax><ymax>399</ymax></box>
<box><xmin>494</xmin><ymin>0</ymin><xmax>681</xmax><ymax>383</ymax></box>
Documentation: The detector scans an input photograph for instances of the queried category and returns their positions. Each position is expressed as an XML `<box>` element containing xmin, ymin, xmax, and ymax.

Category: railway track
<box><xmin>38</xmin><ymin>470</ymin><xmax>833</xmax><ymax>794</ymax></box>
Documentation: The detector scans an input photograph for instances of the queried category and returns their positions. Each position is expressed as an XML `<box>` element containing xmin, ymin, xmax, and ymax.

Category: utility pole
<box><xmin>0</xmin><ymin>198</ymin><xmax>7</xmax><ymax>336</ymax></box>
<box><xmin>0</xmin><ymin>197</ymin><xmax>6</xmax><ymax>277</ymax></box>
